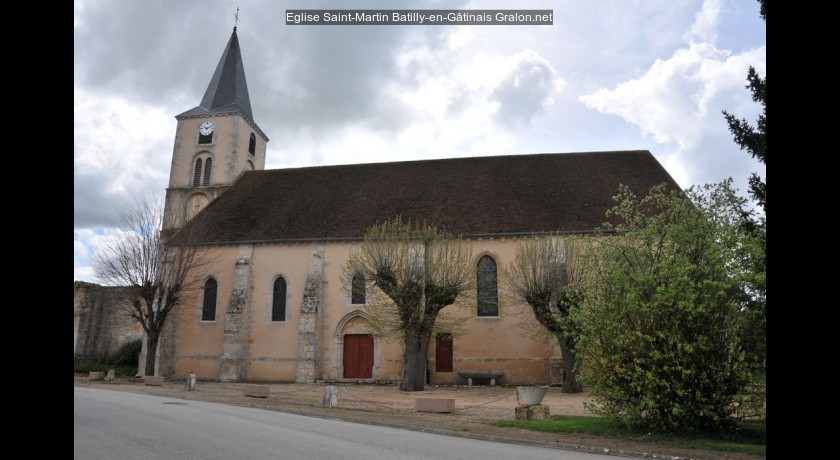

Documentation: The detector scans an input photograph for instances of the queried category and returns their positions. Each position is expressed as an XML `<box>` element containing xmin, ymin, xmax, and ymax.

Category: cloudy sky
<box><xmin>74</xmin><ymin>0</ymin><xmax>766</xmax><ymax>282</ymax></box>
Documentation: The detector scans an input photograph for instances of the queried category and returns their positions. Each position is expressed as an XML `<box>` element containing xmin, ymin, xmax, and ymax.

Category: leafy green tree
<box><xmin>574</xmin><ymin>181</ymin><xmax>765</xmax><ymax>433</ymax></box>
<box><xmin>723</xmin><ymin>0</ymin><xmax>766</xmax><ymax>212</ymax></box>
<box><xmin>721</xmin><ymin>0</ymin><xmax>766</xmax><ymax>380</ymax></box>
<box><xmin>502</xmin><ymin>235</ymin><xmax>585</xmax><ymax>393</ymax></box>
<box><xmin>342</xmin><ymin>217</ymin><xmax>474</xmax><ymax>391</ymax></box>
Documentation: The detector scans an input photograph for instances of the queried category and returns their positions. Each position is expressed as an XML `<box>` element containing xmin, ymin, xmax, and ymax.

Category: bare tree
<box><xmin>502</xmin><ymin>235</ymin><xmax>585</xmax><ymax>393</ymax></box>
<box><xmin>342</xmin><ymin>217</ymin><xmax>474</xmax><ymax>391</ymax></box>
<box><xmin>94</xmin><ymin>195</ymin><xmax>213</xmax><ymax>377</ymax></box>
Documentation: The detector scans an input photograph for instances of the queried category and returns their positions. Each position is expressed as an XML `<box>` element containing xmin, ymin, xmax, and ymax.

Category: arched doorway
<box><xmin>334</xmin><ymin>311</ymin><xmax>379</xmax><ymax>380</ymax></box>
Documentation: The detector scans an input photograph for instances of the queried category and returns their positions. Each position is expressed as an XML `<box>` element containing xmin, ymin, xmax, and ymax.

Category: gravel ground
<box><xmin>74</xmin><ymin>375</ymin><xmax>763</xmax><ymax>460</ymax></box>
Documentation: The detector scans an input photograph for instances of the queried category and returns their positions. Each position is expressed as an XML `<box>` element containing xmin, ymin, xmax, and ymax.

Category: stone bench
<box><xmin>144</xmin><ymin>375</ymin><xmax>165</xmax><ymax>386</ymax></box>
<box><xmin>415</xmin><ymin>398</ymin><xmax>455</xmax><ymax>413</ymax></box>
<box><xmin>243</xmin><ymin>384</ymin><xmax>270</xmax><ymax>398</ymax></box>
<box><xmin>89</xmin><ymin>371</ymin><xmax>105</xmax><ymax>381</ymax></box>
<box><xmin>457</xmin><ymin>371</ymin><xmax>504</xmax><ymax>386</ymax></box>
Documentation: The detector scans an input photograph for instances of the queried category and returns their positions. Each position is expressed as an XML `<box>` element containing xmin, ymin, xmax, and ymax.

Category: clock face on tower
<box><xmin>199</xmin><ymin>121</ymin><xmax>214</xmax><ymax>136</ymax></box>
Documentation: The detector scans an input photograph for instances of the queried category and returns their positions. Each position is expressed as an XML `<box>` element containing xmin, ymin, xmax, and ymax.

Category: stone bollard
<box><xmin>104</xmin><ymin>369</ymin><xmax>115</xmax><ymax>383</ymax></box>
<box><xmin>322</xmin><ymin>385</ymin><xmax>338</xmax><ymax>407</ymax></box>
<box><xmin>185</xmin><ymin>372</ymin><xmax>196</xmax><ymax>391</ymax></box>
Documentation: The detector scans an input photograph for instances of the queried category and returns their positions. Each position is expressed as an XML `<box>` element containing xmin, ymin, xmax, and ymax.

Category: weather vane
<box><xmin>234</xmin><ymin>6</ymin><xmax>240</xmax><ymax>30</ymax></box>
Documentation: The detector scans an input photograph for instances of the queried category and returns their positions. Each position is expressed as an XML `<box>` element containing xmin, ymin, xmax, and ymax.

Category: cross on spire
<box><xmin>234</xmin><ymin>6</ymin><xmax>240</xmax><ymax>30</ymax></box>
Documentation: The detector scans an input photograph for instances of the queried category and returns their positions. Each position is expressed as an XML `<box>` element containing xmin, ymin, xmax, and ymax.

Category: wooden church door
<box><xmin>343</xmin><ymin>334</ymin><xmax>374</xmax><ymax>378</ymax></box>
<box><xmin>436</xmin><ymin>333</ymin><xmax>453</xmax><ymax>372</ymax></box>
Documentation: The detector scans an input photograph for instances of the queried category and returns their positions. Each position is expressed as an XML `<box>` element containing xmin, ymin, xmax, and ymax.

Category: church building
<box><xmin>153</xmin><ymin>27</ymin><xmax>680</xmax><ymax>385</ymax></box>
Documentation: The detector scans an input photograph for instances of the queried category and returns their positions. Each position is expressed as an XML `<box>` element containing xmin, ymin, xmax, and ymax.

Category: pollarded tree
<box><xmin>94</xmin><ymin>195</ymin><xmax>214</xmax><ymax>377</ymax></box>
<box><xmin>502</xmin><ymin>235</ymin><xmax>585</xmax><ymax>393</ymax></box>
<box><xmin>574</xmin><ymin>181</ymin><xmax>765</xmax><ymax>433</ymax></box>
<box><xmin>342</xmin><ymin>217</ymin><xmax>474</xmax><ymax>391</ymax></box>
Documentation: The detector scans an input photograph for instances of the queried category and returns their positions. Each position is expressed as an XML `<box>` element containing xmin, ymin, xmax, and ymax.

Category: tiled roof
<box><xmin>179</xmin><ymin>150</ymin><xmax>680</xmax><ymax>244</ymax></box>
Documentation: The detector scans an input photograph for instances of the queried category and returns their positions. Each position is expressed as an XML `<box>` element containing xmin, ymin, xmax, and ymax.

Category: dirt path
<box><xmin>74</xmin><ymin>376</ymin><xmax>762</xmax><ymax>460</ymax></box>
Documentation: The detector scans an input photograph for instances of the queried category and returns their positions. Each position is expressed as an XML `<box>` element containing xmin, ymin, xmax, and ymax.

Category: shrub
<box><xmin>110</xmin><ymin>338</ymin><xmax>143</xmax><ymax>367</ymax></box>
<box><xmin>575</xmin><ymin>181</ymin><xmax>765</xmax><ymax>433</ymax></box>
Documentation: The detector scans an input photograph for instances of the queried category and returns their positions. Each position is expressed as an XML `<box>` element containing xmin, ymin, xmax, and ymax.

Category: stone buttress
<box><xmin>295</xmin><ymin>244</ymin><xmax>325</xmax><ymax>383</ymax></box>
<box><xmin>219</xmin><ymin>245</ymin><xmax>254</xmax><ymax>381</ymax></box>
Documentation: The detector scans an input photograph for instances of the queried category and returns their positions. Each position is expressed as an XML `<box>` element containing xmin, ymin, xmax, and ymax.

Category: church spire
<box><xmin>178</xmin><ymin>28</ymin><xmax>254</xmax><ymax>123</ymax></box>
<box><xmin>199</xmin><ymin>28</ymin><xmax>253</xmax><ymax>120</ymax></box>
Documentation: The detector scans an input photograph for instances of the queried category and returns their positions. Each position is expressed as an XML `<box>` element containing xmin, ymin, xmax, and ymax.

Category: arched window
<box><xmin>202</xmin><ymin>278</ymin><xmax>217</xmax><ymax>321</ymax></box>
<box><xmin>476</xmin><ymin>255</ymin><xmax>498</xmax><ymax>317</ymax></box>
<box><xmin>272</xmin><ymin>277</ymin><xmax>287</xmax><ymax>322</ymax></box>
<box><xmin>351</xmin><ymin>272</ymin><xmax>366</xmax><ymax>305</ymax></box>
<box><xmin>193</xmin><ymin>158</ymin><xmax>203</xmax><ymax>187</ymax></box>
<box><xmin>248</xmin><ymin>133</ymin><xmax>256</xmax><ymax>155</ymax></box>
<box><xmin>202</xmin><ymin>158</ymin><xmax>212</xmax><ymax>186</ymax></box>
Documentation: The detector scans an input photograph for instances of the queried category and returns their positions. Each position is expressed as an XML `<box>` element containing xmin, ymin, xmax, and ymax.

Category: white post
<box><xmin>322</xmin><ymin>385</ymin><xmax>338</xmax><ymax>407</ymax></box>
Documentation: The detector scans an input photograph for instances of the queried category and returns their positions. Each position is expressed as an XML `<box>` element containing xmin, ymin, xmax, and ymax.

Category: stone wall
<box><xmin>73</xmin><ymin>281</ymin><xmax>143</xmax><ymax>364</ymax></box>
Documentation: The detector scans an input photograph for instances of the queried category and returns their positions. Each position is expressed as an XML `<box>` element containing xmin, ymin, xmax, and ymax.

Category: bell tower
<box><xmin>163</xmin><ymin>27</ymin><xmax>269</xmax><ymax>233</ymax></box>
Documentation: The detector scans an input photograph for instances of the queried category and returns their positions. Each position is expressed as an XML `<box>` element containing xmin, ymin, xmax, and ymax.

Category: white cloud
<box><xmin>491</xmin><ymin>50</ymin><xmax>567</xmax><ymax>125</ymax></box>
<box><xmin>578</xmin><ymin>0</ymin><xmax>766</xmax><ymax>194</ymax></box>
<box><xmin>579</xmin><ymin>43</ymin><xmax>764</xmax><ymax>149</ymax></box>
<box><xmin>74</xmin><ymin>228</ymin><xmax>103</xmax><ymax>283</ymax></box>
<box><xmin>686</xmin><ymin>0</ymin><xmax>723</xmax><ymax>44</ymax></box>
<box><xmin>74</xmin><ymin>87</ymin><xmax>172</xmax><ymax>227</ymax></box>
<box><xmin>271</xmin><ymin>29</ymin><xmax>566</xmax><ymax>166</ymax></box>
<box><xmin>73</xmin><ymin>226</ymin><xmax>137</xmax><ymax>284</ymax></box>
<box><xmin>74</xmin><ymin>87</ymin><xmax>171</xmax><ymax>179</ymax></box>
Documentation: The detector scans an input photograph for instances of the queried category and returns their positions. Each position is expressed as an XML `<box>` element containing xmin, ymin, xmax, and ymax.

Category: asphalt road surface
<box><xmin>75</xmin><ymin>387</ymin><xmax>639</xmax><ymax>460</ymax></box>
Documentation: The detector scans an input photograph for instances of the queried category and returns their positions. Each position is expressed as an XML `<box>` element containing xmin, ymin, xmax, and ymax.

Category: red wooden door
<box><xmin>343</xmin><ymin>334</ymin><xmax>374</xmax><ymax>378</ymax></box>
<box><xmin>436</xmin><ymin>333</ymin><xmax>453</xmax><ymax>372</ymax></box>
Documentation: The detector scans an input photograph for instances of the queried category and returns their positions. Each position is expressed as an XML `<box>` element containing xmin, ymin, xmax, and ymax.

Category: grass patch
<box><xmin>491</xmin><ymin>416</ymin><xmax>765</xmax><ymax>456</ymax></box>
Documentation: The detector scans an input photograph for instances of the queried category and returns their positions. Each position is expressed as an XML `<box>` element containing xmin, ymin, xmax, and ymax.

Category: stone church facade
<box><xmin>151</xmin><ymin>28</ymin><xmax>680</xmax><ymax>385</ymax></box>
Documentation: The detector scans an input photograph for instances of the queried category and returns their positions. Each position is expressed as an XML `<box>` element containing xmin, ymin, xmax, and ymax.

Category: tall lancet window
<box><xmin>193</xmin><ymin>158</ymin><xmax>203</xmax><ymax>187</ymax></box>
<box><xmin>476</xmin><ymin>255</ymin><xmax>498</xmax><ymax>317</ymax></box>
<box><xmin>202</xmin><ymin>278</ymin><xmax>218</xmax><ymax>321</ymax></box>
<box><xmin>202</xmin><ymin>158</ymin><xmax>212</xmax><ymax>186</ymax></box>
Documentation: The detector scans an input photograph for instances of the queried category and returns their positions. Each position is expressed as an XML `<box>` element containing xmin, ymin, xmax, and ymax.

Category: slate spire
<box><xmin>178</xmin><ymin>28</ymin><xmax>254</xmax><ymax>123</ymax></box>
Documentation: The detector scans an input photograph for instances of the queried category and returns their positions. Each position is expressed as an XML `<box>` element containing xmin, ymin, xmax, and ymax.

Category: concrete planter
<box><xmin>516</xmin><ymin>386</ymin><xmax>548</xmax><ymax>405</ymax></box>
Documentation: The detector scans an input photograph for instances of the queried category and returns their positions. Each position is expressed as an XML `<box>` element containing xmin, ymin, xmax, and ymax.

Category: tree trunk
<box><xmin>401</xmin><ymin>333</ymin><xmax>430</xmax><ymax>391</ymax></box>
<box><xmin>556</xmin><ymin>334</ymin><xmax>581</xmax><ymax>393</ymax></box>
<box><xmin>144</xmin><ymin>333</ymin><xmax>159</xmax><ymax>377</ymax></box>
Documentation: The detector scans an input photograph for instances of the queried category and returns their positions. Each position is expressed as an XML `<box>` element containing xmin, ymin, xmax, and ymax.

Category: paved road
<box><xmin>75</xmin><ymin>387</ymin><xmax>639</xmax><ymax>460</ymax></box>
